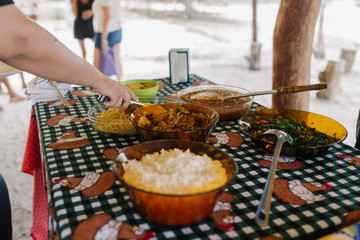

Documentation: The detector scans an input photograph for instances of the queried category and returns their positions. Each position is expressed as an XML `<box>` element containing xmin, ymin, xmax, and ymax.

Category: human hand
<box><xmin>81</xmin><ymin>10</ymin><xmax>93</xmax><ymax>20</ymax></box>
<box><xmin>94</xmin><ymin>76</ymin><xmax>138</xmax><ymax>112</ymax></box>
<box><xmin>101</xmin><ymin>38</ymin><xmax>109</xmax><ymax>51</ymax></box>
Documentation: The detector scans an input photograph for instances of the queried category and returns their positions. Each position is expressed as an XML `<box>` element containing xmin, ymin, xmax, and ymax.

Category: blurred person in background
<box><xmin>0</xmin><ymin>76</ymin><xmax>25</xmax><ymax>111</ymax></box>
<box><xmin>70</xmin><ymin>0</ymin><xmax>94</xmax><ymax>59</ymax></box>
<box><xmin>92</xmin><ymin>0</ymin><xmax>123</xmax><ymax>82</ymax></box>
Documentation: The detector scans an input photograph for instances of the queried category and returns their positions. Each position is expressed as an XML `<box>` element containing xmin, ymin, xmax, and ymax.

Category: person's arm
<box><xmin>81</xmin><ymin>9</ymin><xmax>93</xmax><ymax>20</ymax></box>
<box><xmin>101</xmin><ymin>6</ymin><xmax>110</xmax><ymax>51</ymax></box>
<box><xmin>0</xmin><ymin>4</ymin><xmax>136</xmax><ymax>110</ymax></box>
<box><xmin>70</xmin><ymin>0</ymin><xmax>78</xmax><ymax>18</ymax></box>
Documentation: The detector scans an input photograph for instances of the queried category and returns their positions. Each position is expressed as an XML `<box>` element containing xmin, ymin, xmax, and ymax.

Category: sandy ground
<box><xmin>1</xmin><ymin>0</ymin><xmax>359</xmax><ymax>239</ymax></box>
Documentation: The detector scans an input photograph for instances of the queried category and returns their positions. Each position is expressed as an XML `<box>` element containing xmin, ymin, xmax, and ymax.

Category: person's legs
<box><xmin>0</xmin><ymin>77</ymin><xmax>26</xmax><ymax>102</ymax></box>
<box><xmin>93</xmin><ymin>47</ymin><xmax>101</xmax><ymax>71</ymax></box>
<box><xmin>0</xmin><ymin>80</ymin><xmax>3</xmax><ymax>110</ymax></box>
<box><xmin>19</xmin><ymin>72</ymin><xmax>26</xmax><ymax>88</ymax></box>
<box><xmin>112</xmin><ymin>43</ymin><xmax>123</xmax><ymax>82</ymax></box>
<box><xmin>107</xmin><ymin>29</ymin><xmax>123</xmax><ymax>82</ymax></box>
<box><xmin>78</xmin><ymin>39</ymin><xmax>86</xmax><ymax>59</ymax></box>
<box><xmin>0</xmin><ymin>173</ymin><xmax>12</xmax><ymax>240</ymax></box>
<box><xmin>93</xmin><ymin>32</ymin><xmax>102</xmax><ymax>71</ymax></box>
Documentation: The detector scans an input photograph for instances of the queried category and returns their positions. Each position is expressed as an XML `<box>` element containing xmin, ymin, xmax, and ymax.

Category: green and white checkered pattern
<box><xmin>35</xmin><ymin>75</ymin><xmax>360</xmax><ymax>240</ymax></box>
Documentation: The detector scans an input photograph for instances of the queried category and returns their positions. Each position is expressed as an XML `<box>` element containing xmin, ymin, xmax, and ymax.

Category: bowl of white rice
<box><xmin>112</xmin><ymin>139</ymin><xmax>237</xmax><ymax>226</ymax></box>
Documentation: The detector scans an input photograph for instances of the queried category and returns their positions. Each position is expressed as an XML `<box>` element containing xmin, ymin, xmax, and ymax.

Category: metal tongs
<box><xmin>255</xmin><ymin>129</ymin><xmax>292</xmax><ymax>227</ymax></box>
<box><xmin>98</xmin><ymin>94</ymin><xmax>143</xmax><ymax>107</ymax></box>
<box><xmin>98</xmin><ymin>94</ymin><xmax>144</xmax><ymax>113</ymax></box>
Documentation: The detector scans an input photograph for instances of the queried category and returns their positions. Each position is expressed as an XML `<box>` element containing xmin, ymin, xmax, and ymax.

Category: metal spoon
<box><xmin>189</xmin><ymin>83</ymin><xmax>327</xmax><ymax>102</ymax></box>
<box><xmin>255</xmin><ymin>129</ymin><xmax>292</xmax><ymax>228</ymax></box>
<box><xmin>112</xmin><ymin>152</ymin><xmax>128</xmax><ymax>179</ymax></box>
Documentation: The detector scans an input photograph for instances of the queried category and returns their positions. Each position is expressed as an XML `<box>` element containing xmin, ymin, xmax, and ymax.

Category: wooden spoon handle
<box><xmin>49</xmin><ymin>80</ymin><xmax>70</xmax><ymax>108</ymax></box>
<box><xmin>277</xmin><ymin>83</ymin><xmax>327</xmax><ymax>94</ymax></box>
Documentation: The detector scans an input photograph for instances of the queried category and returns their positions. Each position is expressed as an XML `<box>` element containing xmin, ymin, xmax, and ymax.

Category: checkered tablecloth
<box><xmin>34</xmin><ymin>74</ymin><xmax>360</xmax><ymax>240</ymax></box>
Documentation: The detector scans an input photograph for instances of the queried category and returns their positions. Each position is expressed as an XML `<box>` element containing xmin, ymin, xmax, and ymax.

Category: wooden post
<box><xmin>246</xmin><ymin>42</ymin><xmax>262</xmax><ymax>70</ymax></box>
<box><xmin>252</xmin><ymin>0</ymin><xmax>257</xmax><ymax>43</ymax></box>
<box><xmin>245</xmin><ymin>0</ymin><xmax>261</xmax><ymax>70</ymax></box>
<box><xmin>272</xmin><ymin>0</ymin><xmax>322</xmax><ymax>111</ymax></box>
<box><xmin>316</xmin><ymin>60</ymin><xmax>342</xmax><ymax>99</ymax></box>
<box><xmin>146</xmin><ymin>0</ymin><xmax>152</xmax><ymax>16</ymax></box>
<box><xmin>340</xmin><ymin>49</ymin><xmax>357</xmax><ymax>73</ymax></box>
<box><xmin>313</xmin><ymin>3</ymin><xmax>325</xmax><ymax>59</ymax></box>
<box><xmin>184</xmin><ymin>0</ymin><xmax>194</xmax><ymax>19</ymax></box>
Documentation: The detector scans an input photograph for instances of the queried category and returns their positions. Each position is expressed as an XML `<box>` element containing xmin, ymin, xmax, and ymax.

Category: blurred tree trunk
<box><xmin>252</xmin><ymin>0</ymin><xmax>257</xmax><ymax>42</ymax></box>
<box><xmin>184</xmin><ymin>0</ymin><xmax>194</xmax><ymax>19</ymax></box>
<box><xmin>147</xmin><ymin>0</ymin><xmax>152</xmax><ymax>16</ymax></box>
<box><xmin>246</xmin><ymin>0</ymin><xmax>261</xmax><ymax>70</ymax></box>
<box><xmin>313</xmin><ymin>3</ymin><xmax>325</xmax><ymax>59</ymax></box>
<box><xmin>272</xmin><ymin>0</ymin><xmax>322</xmax><ymax>110</ymax></box>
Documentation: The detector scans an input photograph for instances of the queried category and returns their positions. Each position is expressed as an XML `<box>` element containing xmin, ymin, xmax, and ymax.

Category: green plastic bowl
<box><xmin>121</xmin><ymin>79</ymin><xmax>159</xmax><ymax>97</ymax></box>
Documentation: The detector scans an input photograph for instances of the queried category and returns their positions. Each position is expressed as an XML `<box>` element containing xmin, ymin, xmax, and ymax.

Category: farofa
<box><xmin>123</xmin><ymin>148</ymin><xmax>227</xmax><ymax>194</ymax></box>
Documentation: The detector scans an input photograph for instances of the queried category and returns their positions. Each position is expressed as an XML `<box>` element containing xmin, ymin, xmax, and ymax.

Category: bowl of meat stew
<box><xmin>130</xmin><ymin>103</ymin><xmax>219</xmax><ymax>142</ymax></box>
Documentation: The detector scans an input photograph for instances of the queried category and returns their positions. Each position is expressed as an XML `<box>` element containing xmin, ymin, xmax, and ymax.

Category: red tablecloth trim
<box><xmin>22</xmin><ymin>116</ymin><xmax>41</xmax><ymax>174</ymax></box>
<box><xmin>22</xmin><ymin>115</ymin><xmax>48</xmax><ymax>240</ymax></box>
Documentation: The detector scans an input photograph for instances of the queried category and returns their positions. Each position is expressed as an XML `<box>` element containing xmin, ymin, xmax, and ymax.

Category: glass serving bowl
<box><xmin>130</xmin><ymin>103</ymin><xmax>219</xmax><ymax>142</ymax></box>
<box><xmin>112</xmin><ymin>139</ymin><xmax>238</xmax><ymax>226</ymax></box>
<box><xmin>87</xmin><ymin>102</ymin><xmax>138</xmax><ymax>136</ymax></box>
<box><xmin>87</xmin><ymin>96</ymin><xmax>178</xmax><ymax>136</ymax></box>
<box><xmin>239</xmin><ymin>109</ymin><xmax>348</xmax><ymax>156</ymax></box>
<box><xmin>177</xmin><ymin>85</ymin><xmax>254</xmax><ymax>121</ymax></box>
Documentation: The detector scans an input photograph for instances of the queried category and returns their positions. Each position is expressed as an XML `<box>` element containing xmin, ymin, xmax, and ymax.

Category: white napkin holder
<box><xmin>168</xmin><ymin>48</ymin><xmax>190</xmax><ymax>84</ymax></box>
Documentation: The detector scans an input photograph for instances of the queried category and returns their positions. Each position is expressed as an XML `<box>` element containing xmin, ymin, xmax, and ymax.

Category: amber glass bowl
<box><xmin>177</xmin><ymin>85</ymin><xmax>253</xmax><ymax>120</ymax></box>
<box><xmin>130</xmin><ymin>103</ymin><xmax>219</xmax><ymax>142</ymax></box>
<box><xmin>239</xmin><ymin>109</ymin><xmax>348</xmax><ymax>156</ymax></box>
<box><xmin>112</xmin><ymin>139</ymin><xmax>237</xmax><ymax>226</ymax></box>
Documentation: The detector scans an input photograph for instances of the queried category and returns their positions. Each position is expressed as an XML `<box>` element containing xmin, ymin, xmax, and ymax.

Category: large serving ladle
<box><xmin>255</xmin><ymin>129</ymin><xmax>292</xmax><ymax>227</ymax></box>
<box><xmin>189</xmin><ymin>83</ymin><xmax>327</xmax><ymax>102</ymax></box>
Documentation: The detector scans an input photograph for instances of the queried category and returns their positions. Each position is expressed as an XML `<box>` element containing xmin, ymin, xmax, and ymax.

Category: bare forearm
<box><xmin>0</xmin><ymin>4</ymin><xmax>138</xmax><ymax>110</ymax></box>
<box><xmin>0</xmin><ymin>4</ymin><xmax>102</xmax><ymax>89</ymax></box>
<box><xmin>70</xmin><ymin>0</ymin><xmax>78</xmax><ymax>18</ymax></box>
<box><xmin>101</xmin><ymin>6</ymin><xmax>110</xmax><ymax>49</ymax></box>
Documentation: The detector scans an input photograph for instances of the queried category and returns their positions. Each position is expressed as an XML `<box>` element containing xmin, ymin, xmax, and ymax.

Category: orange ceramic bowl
<box><xmin>112</xmin><ymin>139</ymin><xmax>237</xmax><ymax>226</ymax></box>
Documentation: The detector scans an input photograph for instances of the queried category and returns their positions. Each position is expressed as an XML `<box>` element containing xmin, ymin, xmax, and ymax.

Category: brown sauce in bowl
<box><xmin>180</xmin><ymin>90</ymin><xmax>252</xmax><ymax>106</ymax></box>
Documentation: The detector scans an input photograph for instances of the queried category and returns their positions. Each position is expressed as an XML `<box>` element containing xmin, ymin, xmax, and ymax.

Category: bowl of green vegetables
<box><xmin>238</xmin><ymin>109</ymin><xmax>347</xmax><ymax>156</ymax></box>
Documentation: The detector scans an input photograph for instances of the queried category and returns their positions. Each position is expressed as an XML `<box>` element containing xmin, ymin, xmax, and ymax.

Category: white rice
<box><xmin>123</xmin><ymin>148</ymin><xmax>227</xmax><ymax>194</ymax></box>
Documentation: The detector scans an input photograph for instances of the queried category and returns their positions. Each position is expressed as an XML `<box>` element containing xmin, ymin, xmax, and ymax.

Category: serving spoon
<box><xmin>255</xmin><ymin>129</ymin><xmax>292</xmax><ymax>228</ymax></box>
<box><xmin>189</xmin><ymin>83</ymin><xmax>327</xmax><ymax>102</ymax></box>
<box><xmin>112</xmin><ymin>152</ymin><xmax>129</xmax><ymax>179</ymax></box>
